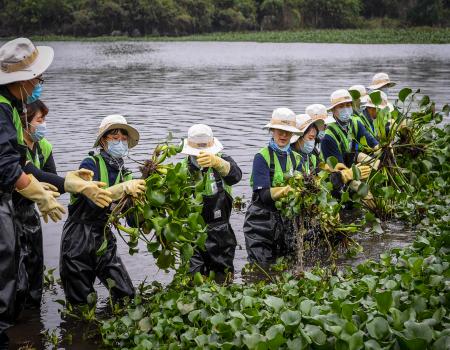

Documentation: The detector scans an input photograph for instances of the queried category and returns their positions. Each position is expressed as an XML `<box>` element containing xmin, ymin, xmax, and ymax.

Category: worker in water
<box><xmin>181</xmin><ymin>124</ymin><xmax>242</xmax><ymax>281</ymax></box>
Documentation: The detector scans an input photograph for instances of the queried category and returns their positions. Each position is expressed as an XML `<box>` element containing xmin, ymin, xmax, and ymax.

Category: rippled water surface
<box><xmin>4</xmin><ymin>41</ymin><xmax>450</xmax><ymax>349</ymax></box>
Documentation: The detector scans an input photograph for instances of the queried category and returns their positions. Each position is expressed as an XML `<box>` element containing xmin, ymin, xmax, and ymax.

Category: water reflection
<box><xmin>3</xmin><ymin>41</ymin><xmax>449</xmax><ymax>348</ymax></box>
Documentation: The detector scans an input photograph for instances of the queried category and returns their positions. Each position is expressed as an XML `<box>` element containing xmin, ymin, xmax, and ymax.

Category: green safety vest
<box><xmin>250</xmin><ymin>146</ymin><xmax>301</xmax><ymax>187</ymax></box>
<box><xmin>183</xmin><ymin>155</ymin><xmax>232</xmax><ymax>197</ymax></box>
<box><xmin>27</xmin><ymin>138</ymin><xmax>53</xmax><ymax>169</ymax></box>
<box><xmin>0</xmin><ymin>94</ymin><xmax>24</xmax><ymax>145</ymax></box>
<box><xmin>353</xmin><ymin>113</ymin><xmax>375</xmax><ymax>138</ymax></box>
<box><xmin>301</xmin><ymin>153</ymin><xmax>317</xmax><ymax>176</ymax></box>
<box><xmin>70</xmin><ymin>153</ymin><xmax>132</xmax><ymax>204</ymax></box>
<box><xmin>324</xmin><ymin>120</ymin><xmax>360</xmax><ymax>155</ymax></box>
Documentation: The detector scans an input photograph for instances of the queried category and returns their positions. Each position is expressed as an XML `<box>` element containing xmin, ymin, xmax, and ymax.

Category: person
<box><xmin>181</xmin><ymin>124</ymin><xmax>242</xmax><ymax>281</ymax></box>
<box><xmin>290</xmin><ymin>114</ymin><xmax>324</xmax><ymax>175</ymax></box>
<box><xmin>367</xmin><ymin>72</ymin><xmax>396</xmax><ymax>98</ymax></box>
<box><xmin>13</xmin><ymin>100</ymin><xmax>56</xmax><ymax>310</ymax></box>
<box><xmin>243</xmin><ymin>108</ymin><xmax>302</xmax><ymax>267</ymax></box>
<box><xmin>291</xmin><ymin>114</ymin><xmax>370</xmax><ymax>196</ymax></box>
<box><xmin>348</xmin><ymin>85</ymin><xmax>367</xmax><ymax>115</ymax></box>
<box><xmin>60</xmin><ymin>115</ymin><xmax>146</xmax><ymax>305</ymax></box>
<box><xmin>355</xmin><ymin>90</ymin><xmax>393</xmax><ymax>139</ymax></box>
<box><xmin>321</xmin><ymin>89</ymin><xmax>379</xmax><ymax>168</ymax></box>
<box><xmin>304</xmin><ymin>103</ymin><xmax>335</xmax><ymax>157</ymax></box>
<box><xmin>0</xmin><ymin>37</ymin><xmax>65</xmax><ymax>348</ymax></box>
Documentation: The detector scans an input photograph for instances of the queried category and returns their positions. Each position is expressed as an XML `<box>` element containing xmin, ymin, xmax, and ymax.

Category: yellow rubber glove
<box><xmin>270</xmin><ymin>186</ymin><xmax>292</xmax><ymax>200</ymax></box>
<box><xmin>197</xmin><ymin>151</ymin><xmax>231</xmax><ymax>177</ymax></box>
<box><xmin>64</xmin><ymin>169</ymin><xmax>112</xmax><ymax>208</ymax></box>
<box><xmin>108</xmin><ymin>179</ymin><xmax>147</xmax><ymax>201</ymax></box>
<box><xmin>357</xmin><ymin>165</ymin><xmax>371</xmax><ymax>180</ymax></box>
<box><xmin>17</xmin><ymin>174</ymin><xmax>66</xmax><ymax>223</ymax></box>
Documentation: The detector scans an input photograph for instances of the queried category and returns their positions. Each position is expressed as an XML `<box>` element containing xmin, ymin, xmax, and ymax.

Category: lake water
<box><xmin>5</xmin><ymin>41</ymin><xmax>450</xmax><ymax>349</ymax></box>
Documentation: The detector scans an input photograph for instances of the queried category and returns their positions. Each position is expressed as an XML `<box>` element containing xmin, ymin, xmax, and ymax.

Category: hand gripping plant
<box><xmin>102</xmin><ymin>140</ymin><xmax>208</xmax><ymax>272</ymax></box>
<box><xmin>275</xmin><ymin>172</ymin><xmax>360</xmax><ymax>272</ymax></box>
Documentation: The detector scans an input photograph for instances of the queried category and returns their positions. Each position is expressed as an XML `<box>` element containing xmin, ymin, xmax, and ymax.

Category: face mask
<box><xmin>300</xmin><ymin>139</ymin><xmax>315</xmax><ymax>154</ymax></box>
<box><xmin>107</xmin><ymin>140</ymin><xmax>128</xmax><ymax>159</ymax></box>
<box><xmin>269</xmin><ymin>138</ymin><xmax>290</xmax><ymax>153</ymax></box>
<box><xmin>338</xmin><ymin>107</ymin><xmax>353</xmax><ymax>123</ymax></box>
<box><xmin>30</xmin><ymin>122</ymin><xmax>47</xmax><ymax>142</ymax></box>
<box><xmin>317</xmin><ymin>130</ymin><xmax>326</xmax><ymax>140</ymax></box>
<box><xmin>27</xmin><ymin>83</ymin><xmax>43</xmax><ymax>104</ymax></box>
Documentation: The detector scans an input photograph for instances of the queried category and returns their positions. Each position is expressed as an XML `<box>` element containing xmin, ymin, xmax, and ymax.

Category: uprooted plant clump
<box><xmin>60</xmin><ymin>87</ymin><xmax>448</xmax><ymax>350</ymax></box>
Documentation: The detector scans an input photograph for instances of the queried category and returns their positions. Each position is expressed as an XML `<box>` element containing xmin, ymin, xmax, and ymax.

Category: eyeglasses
<box><xmin>36</xmin><ymin>76</ymin><xmax>45</xmax><ymax>85</ymax></box>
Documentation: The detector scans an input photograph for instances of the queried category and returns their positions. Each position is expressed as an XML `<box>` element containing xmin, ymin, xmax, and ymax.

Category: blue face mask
<box><xmin>107</xmin><ymin>140</ymin><xmax>128</xmax><ymax>159</ymax></box>
<box><xmin>27</xmin><ymin>83</ymin><xmax>43</xmax><ymax>104</ymax></box>
<box><xmin>300</xmin><ymin>139</ymin><xmax>315</xmax><ymax>154</ymax></box>
<box><xmin>30</xmin><ymin>122</ymin><xmax>47</xmax><ymax>142</ymax></box>
<box><xmin>269</xmin><ymin>138</ymin><xmax>290</xmax><ymax>153</ymax></box>
<box><xmin>338</xmin><ymin>107</ymin><xmax>353</xmax><ymax>123</ymax></box>
<box><xmin>317</xmin><ymin>130</ymin><xmax>326</xmax><ymax>140</ymax></box>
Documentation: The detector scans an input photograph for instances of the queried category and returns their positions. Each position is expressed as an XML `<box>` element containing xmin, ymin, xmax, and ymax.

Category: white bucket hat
<box><xmin>305</xmin><ymin>104</ymin><xmax>335</xmax><ymax>125</ymax></box>
<box><xmin>181</xmin><ymin>124</ymin><xmax>223</xmax><ymax>156</ymax></box>
<box><xmin>368</xmin><ymin>72</ymin><xmax>396</xmax><ymax>90</ymax></box>
<box><xmin>0</xmin><ymin>38</ymin><xmax>54</xmax><ymax>85</ymax></box>
<box><xmin>263</xmin><ymin>107</ymin><xmax>300</xmax><ymax>134</ymax></box>
<box><xmin>348</xmin><ymin>85</ymin><xmax>367</xmax><ymax>99</ymax></box>
<box><xmin>328</xmin><ymin>89</ymin><xmax>353</xmax><ymax>110</ymax></box>
<box><xmin>290</xmin><ymin>113</ymin><xmax>325</xmax><ymax>144</ymax></box>
<box><xmin>362</xmin><ymin>91</ymin><xmax>394</xmax><ymax>112</ymax></box>
<box><xmin>93</xmin><ymin>114</ymin><xmax>140</xmax><ymax>148</ymax></box>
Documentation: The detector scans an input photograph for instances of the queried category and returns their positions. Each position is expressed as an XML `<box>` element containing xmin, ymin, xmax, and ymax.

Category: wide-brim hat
<box><xmin>93</xmin><ymin>114</ymin><xmax>140</xmax><ymax>148</ymax></box>
<box><xmin>180</xmin><ymin>123</ymin><xmax>223</xmax><ymax>156</ymax></box>
<box><xmin>368</xmin><ymin>72</ymin><xmax>396</xmax><ymax>90</ymax></box>
<box><xmin>362</xmin><ymin>94</ymin><xmax>394</xmax><ymax>112</ymax></box>
<box><xmin>290</xmin><ymin>114</ymin><xmax>325</xmax><ymax>144</ymax></box>
<box><xmin>328</xmin><ymin>89</ymin><xmax>353</xmax><ymax>110</ymax></box>
<box><xmin>263</xmin><ymin>107</ymin><xmax>300</xmax><ymax>134</ymax></box>
<box><xmin>0</xmin><ymin>38</ymin><xmax>54</xmax><ymax>85</ymax></box>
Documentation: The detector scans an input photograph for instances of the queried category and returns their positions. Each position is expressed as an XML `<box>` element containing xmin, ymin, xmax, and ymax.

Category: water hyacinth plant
<box><xmin>103</xmin><ymin>140</ymin><xmax>208</xmax><ymax>271</ymax></box>
<box><xmin>65</xmin><ymin>87</ymin><xmax>448</xmax><ymax>350</ymax></box>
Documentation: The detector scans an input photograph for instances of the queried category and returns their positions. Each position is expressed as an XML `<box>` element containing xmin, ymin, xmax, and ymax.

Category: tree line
<box><xmin>0</xmin><ymin>0</ymin><xmax>448</xmax><ymax>37</ymax></box>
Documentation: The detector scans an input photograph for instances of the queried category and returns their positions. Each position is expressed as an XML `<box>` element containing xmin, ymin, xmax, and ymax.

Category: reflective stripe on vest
<box><xmin>324</xmin><ymin>121</ymin><xmax>359</xmax><ymax>154</ymax></box>
<box><xmin>302</xmin><ymin>154</ymin><xmax>317</xmax><ymax>176</ymax></box>
<box><xmin>0</xmin><ymin>95</ymin><xmax>24</xmax><ymax>145</ymax></box>
<box><xmin>354</xmin><ymin>113</ymin><xmax>375</xmax><ymax>138</ymax></box>
<box><xmin>250</xmin><ymin>146</ymin><xmax>300</xmax><ymax>187</ymax></box>
<box><xmin>26</xmin><ymin>138</ymin><xmax>53</xmax><ymax>169</ymax></box>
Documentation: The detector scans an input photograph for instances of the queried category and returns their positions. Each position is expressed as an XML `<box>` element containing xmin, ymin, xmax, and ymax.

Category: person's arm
<box><xmin>357</xmin><ymin>121</ymin><xmax>378</xmax><ymax>148</ymax></box>
<box><xmin>251</xmin><ymin>153</ymin><xmax>275</xmax><ymax>207</ymax></box>
<box><xmin>23</xmin><ymin>162</ymin><xmax>65</xmax><ymax>193</ymax></box>
<box><xmin>321</xmin><ymin>134</ymin><xmax>344</xmax><ymax>164</ymax></box>
<box><xmin>0</xmin><ymin>104</ymin><xmax>26</xmax><ymax>191</ymax></box>
<box><xmin>42</xmin><ymin>151</ymin><xmax>57</xmax><ymax>175</ymax></box>
<box><xmin>220</xmin><ymin>154</ymin><xmax>242</xmax><ymax>186</ymax></box>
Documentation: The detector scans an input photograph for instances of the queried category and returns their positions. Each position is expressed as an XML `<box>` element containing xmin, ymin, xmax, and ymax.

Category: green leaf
<box><xmin>129</xmin><ymin>305</ymin><xmax>144</xmax><ymax>321</ymax></box>
<box><xmin>348</xmin><ymin>89</ymin><xmax>361</xmax><ymax>100</ymax></box>
<box><xmin>180</xmin><ymin>243</ymin><xmax>194</xmax><ymax>262</ymax></box>
<box><xmin>265</xmin><ymin>324</ymin><xmax>285</xmax><ymax>349</ymax></box>
<box><xmin>156</xmin><ymin>249</ymin><xmax>175</xmax><ymax>270</ymax></box>
<box><xmin>357</xmin><ymin>182</ymin><xmax>369</xmax><ymax>198</ymax></box>
<box><xmin>398</xmin><ymin>88</ymin><xmax>413</xmax><ymax>102</ymax></box>
<box><xmin>96</xmin><ymin>238</ymin><xmax>108</xmax><ymax>256</ymax></box>
<box><xmin>369</xmin><ymin>90</ymin><xmax>382</xmax><ymax>105</ymax></box>
<box><xmin>300</xmin><ymin>299</ymin><xmax>315</xmax><ymax>315</ymax></box>
<box><xmin>280</xmin><ymin>310</ymin><xmax>301</xmax><ymax>326</ymax></box>
<box><xmin>148</xmin><ymin>190</ymin><xmax>166</xmax><ymax>206</ymax></box>
<box><xmin>374</xmin><ymin>291</ymin><xmax>393</xmax><ymax>315</ymax></box>
<box><xmin>304</xmin><ymin>271</ymin><xmax>321</xmax><ymax>282</ymax></box>
<box><xmin>286</xmin><ymin>337</ymin><xmax>306</xmax><ymax>350</ymax></box>
<box><xmin>243</xmin><ymin>333</ymin><xmax>267</xmax><ymax>350</ymax></box>
<box><xmin>138</xmin><ymin>317</ymin><xmax>152</xmax><ymax>332</ymax></box>
<box><xmin>366</xmin><ymin>317</ymin><xmax>390</xmax><ymax>340</ymax></box>
<box><xmin>364</xmin><ymin>339</ymin><xmax>382</xmax><ymax>350</ymax></box>
<box><xmin>304</xmin><ymin>325</ymin><xmax>326</xmax><ymax>346</ymax></box>
<box><xmin>164</xmin><ymin>222</ymin><xmax>182</xmax><ymax>242</ymax></box>
<box><xmin>264</xmin><ymin>296</ymin><xmax>284</xmax><ymax>312</ymax></box>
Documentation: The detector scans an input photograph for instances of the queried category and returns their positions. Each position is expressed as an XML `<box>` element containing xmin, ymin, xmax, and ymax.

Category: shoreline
<box><xmin>3</xmin><ymin>28</ymin><xmax>449</xmax><ymax>44</ymax></box>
